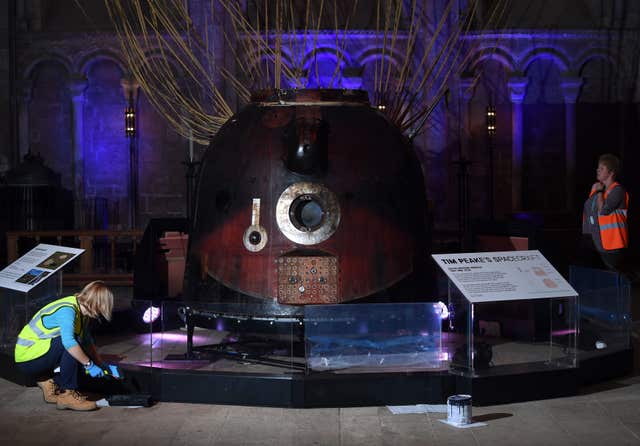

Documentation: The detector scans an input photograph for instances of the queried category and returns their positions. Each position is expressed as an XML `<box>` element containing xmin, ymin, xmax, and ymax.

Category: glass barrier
<box><xmin>447</xmin><ymin>279</ymin><xmax>578</xmax><ymax>377</ymax></box>
<box><xmin>446</xmin><ymin>282</ymin><xmax>472</xmax><ymax>372</ymax></box>
<box><xmin>157</xmin><ymin>300</ymin><xmax>301</xmax><ymax>374</ymax></box>
<box><xmin>79</xmin><ymin>296</ymin><xmax>153</xmax><ymax>397</ymax></box>
<box><xmin>569</xmin><ymin>266</ymin><xmax>631</xmax><ymax>358</ymax></box>
<box><xmin>304</xmin><ymin>302</ymin><xmax>443</xmax><ymax>372</ymax></box>
<box><xmin>0</xmin><ymin>273</ymin><xmax>62</xmax><ymax>355</ymax></box>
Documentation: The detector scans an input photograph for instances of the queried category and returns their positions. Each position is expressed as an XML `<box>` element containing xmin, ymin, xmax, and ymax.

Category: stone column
<box><xmin>121</xmin><ymin>78</ymin><xmax>141</xmax><ymax>229</ymax></box>
<box><xmin>16</xmin><ymin>0</ymin><xmax>27</xmax><ymax>31</ymax></box>
<box><xmin>120</xmin><ymin>78</ymin><xmax>140</xmax><ymax>112</ymax></box>
<box><xmin>453</xmin><ymin>77</ymin><xmax>475</xmax><ymax>246</ymax></box>
<box><xmin>342</xmin><ymin>67</ymin><xmax>364</xmax><ymax>90</ymax></box>
<box><xmin>68</xmin><ymin>76</ymin><xmax>88</xmax><ymax>228</ymax></box>
<box><xmin>560</xmin><ymin>76</ymin><xmax>583</xmax><ymax>211</ymax></box>
<box><xmin>26</xmin><ymin>0</ymin><xmax>43</xmax><ymax>31</ymax></box>
<box><xmin>507</xmin><ymin>76</ymin><xmax>528</xmax><ymax>211</ymax></box>
<box><xmin>458</xmin><ymin>77</ymin><xmax>475</xmax><ymax>159</ymax></box>
<box><xmin>16</xmin><ymin>80</ymin><xmax>32</xmax><ymax>160</ymax></box>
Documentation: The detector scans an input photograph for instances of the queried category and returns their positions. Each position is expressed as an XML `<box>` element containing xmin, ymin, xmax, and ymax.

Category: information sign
<box><xmin>432</xmin><ymin>250</ymin><xmax>577</xmax><ymax>303</ymax></box>
<box><xmin>0</xmin><ymin>244</ymin><xmax>84</xmax><ymax>293</ymax></box>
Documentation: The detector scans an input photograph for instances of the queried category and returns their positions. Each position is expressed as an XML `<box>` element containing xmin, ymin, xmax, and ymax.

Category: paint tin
<box><xmin>446</xmin><ymin>394</ymin><xmax>472</xmax><ymax>425</ymax></box>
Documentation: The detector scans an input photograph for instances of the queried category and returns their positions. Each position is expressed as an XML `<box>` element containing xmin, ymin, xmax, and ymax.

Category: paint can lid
<box><xmin>447</xmin><ymin>394</ymin><xmax>472</xmax><ymax>406</ymax></box>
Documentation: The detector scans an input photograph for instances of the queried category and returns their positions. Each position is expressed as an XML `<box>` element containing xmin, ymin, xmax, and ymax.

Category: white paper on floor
<box><xmin>387</xmin><ymin>404</ymin><xmax>448</xmax><ymax>414</ymax></box>
<box><xmin>96</xmin><ymin>398</ymin><xmax>143</xmax><ymax>409</ymax></box>
<box><xmin>438</xmin><ymin>419</ymin><xmax>487</xmax><ymax>428</ymax></box>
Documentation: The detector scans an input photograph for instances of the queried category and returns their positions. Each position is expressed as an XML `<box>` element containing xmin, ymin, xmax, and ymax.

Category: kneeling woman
<box><xmin>14</xmin><ymin>281</ymin><xmax>115</xmax><ymax>411</ymax></box>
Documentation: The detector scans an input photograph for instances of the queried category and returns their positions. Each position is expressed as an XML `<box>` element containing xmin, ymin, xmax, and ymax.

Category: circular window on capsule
<box><xmin>289</xmin><ymin>194</ymin><xmax>324</xmax><ymax>232</ymax></box>
<box><xmin>276</xmin><ymin>182</ymin><xmax>340</xmax><ymax>245</ymax></box>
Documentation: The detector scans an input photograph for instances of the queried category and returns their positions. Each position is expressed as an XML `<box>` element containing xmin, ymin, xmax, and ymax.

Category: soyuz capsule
<box><xmin>184</xmin><ymin>89</ymin><xmax>430</xmax><ymax>311</ymax></box>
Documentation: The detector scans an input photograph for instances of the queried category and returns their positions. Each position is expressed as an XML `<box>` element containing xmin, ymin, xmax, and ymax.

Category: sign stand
<box><xmin>433</xmin><ymin>250</ymin><xmax>579</xmax><ymax>377</ymax></box>
<box><xmin>0</xmin><ymin>244</ymin><xmax>84</xmax><ymax>353</ymax></box>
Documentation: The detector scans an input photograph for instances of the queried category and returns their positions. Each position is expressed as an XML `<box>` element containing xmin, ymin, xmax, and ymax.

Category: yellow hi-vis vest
<box><xmin>14</xmin><ymin>295</ymin><xmax>83</xmax><ymax>363</ymax></box>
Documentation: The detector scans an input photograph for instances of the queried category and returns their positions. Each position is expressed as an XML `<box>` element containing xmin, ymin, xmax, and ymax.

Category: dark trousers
<box><xmin>600</xmin><ymin>249</ymin><xmax>626</xmax><ymax>272</ymax></box>
<box><xmin>17</xmin><ymin>336</ymin><xmax>80</xmax><ymax>390</ymax></box>
<box><xmin>576</xmin><ymin>234</ymin><xmax>635</xmax><ymax>282</ymax></box>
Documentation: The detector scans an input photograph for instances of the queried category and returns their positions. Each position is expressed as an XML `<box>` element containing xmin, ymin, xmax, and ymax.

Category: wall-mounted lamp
<box><xmin>125</xmin><ymin>104</ymin><xmax>136</xmax><ymax>137</ymax></box>
<box><xmin>486</xmin><ymin>104</ymin><xmax>496</xmax><ymax>219</ymax></box>
<box><xmin>486</xmin><ymin>105</ymin><xmax>496</xmax><ymax>136</ymax></box>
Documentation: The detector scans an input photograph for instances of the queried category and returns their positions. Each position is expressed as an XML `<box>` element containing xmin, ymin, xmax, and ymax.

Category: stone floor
<box><xmin>2</xmin><ymin>284</ymin><xmax>633</xmax><ymax>445</ymax></box>
<box><xmin>1</xmin><ymin>374</ymin><xmax>639</xmax><ymax>446</ymax></box>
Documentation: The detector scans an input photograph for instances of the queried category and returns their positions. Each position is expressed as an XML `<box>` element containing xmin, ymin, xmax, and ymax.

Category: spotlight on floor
<box><xmin>142</xmin><ymin>306</ymin><xmax>161</xmax><ymax>324</ymax></box>
<box><xmin>434</xmin><ymin>301</ymin><xmax>450</xmax><ymax>320</ymax></box>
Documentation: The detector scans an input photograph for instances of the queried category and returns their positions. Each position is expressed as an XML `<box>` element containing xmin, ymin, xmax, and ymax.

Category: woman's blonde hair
<box><xmin>76</xmin><ymin>281</ymin><xmax>114</xmax><ymax>321</ymax></box>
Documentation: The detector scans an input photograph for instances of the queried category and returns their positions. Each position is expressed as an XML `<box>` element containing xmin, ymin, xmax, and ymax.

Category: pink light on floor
<box><xmin>551</xmin><ymin>329</ymin><xmax>577</xmax><ymax>336</ymax></box>
<box><xmin>150</xmin><ymin>332</ymin><xmax>214</xmax><ymax>344</ymax></box>
<box><xmin>156</xmin><ymin>332</ymin><xmax>187</xmax><ymax>342</ymax></box>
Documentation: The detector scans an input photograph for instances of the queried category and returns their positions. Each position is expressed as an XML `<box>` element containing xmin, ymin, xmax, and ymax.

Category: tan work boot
<box><xmin>36</xmin><ymin>379</ymin><xmax>59</xmax><ymax>404</ymax></box>
<box><xmin>56</xmin><ymin>389</ymin><xmax>98</xmax><ymax>411</ymax></box>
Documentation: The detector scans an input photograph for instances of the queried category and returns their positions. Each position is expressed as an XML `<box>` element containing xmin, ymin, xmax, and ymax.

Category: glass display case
<box><xmin>158</xmin><ymin>300</ymin><xmax>302</xmax><ymax>374</ymax></box>
<box><xmin>150</xmin><ymin>300</ymin><xmax>444</xmax><ymax>376</ymax></box>
<box><xmin>304</xmin><ymin>302</ymin><xmax>443</xmax><ymax>372</ymax></box>
<box><xmin>7</xmin><ymin>264</ymin><xmax>629</xmax><ymax>407</ymax></box>
<box><xmin>446</xmin><ymin>280</ymin><xmax>578</xmax><ymax>377</ymax></box>
<box><xmin>430</xmin><ymin>250</ymin><xmax>579</xmax><ymax>378</ymax></box>
<box><xmin>0</xmin><ymin>272</ymin><xmax>62</xmax><ymax>356</ymax></box>
<box><xmin>569</xmin><ymin>265</ymin><xmax>631</xmax><ymax>358</ymax></box>
<box><xmin>91</xmin><ymin>298</ymin><xmax>154</xmax><ymax>368</ymax></box>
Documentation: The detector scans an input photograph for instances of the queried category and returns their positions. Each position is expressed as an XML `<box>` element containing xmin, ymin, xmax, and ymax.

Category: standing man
<box><xmin>582</xmin><ymin>153</ymin><xmax>629</xmax><ymax>271</ymax></box>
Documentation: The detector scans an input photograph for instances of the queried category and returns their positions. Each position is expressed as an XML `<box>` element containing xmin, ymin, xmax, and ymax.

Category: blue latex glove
<box><xmin>85</xmin><ymin>361</ymin><xmax>104</xmax><ymax>378</ymax></box>
<box><xmin>104</xmin><ymin>364</ymin><xmax>122</xmax><ymax>379</ymax></box>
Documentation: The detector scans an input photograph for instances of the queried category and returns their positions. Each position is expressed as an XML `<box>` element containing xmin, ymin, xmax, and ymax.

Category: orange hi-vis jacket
<box><xmin>589</xmin><ymin>182</ymin><xmax>629</xmax><ymax>251</ymax></box>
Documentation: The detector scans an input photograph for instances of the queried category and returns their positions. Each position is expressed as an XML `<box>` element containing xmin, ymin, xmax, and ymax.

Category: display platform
<box><xmin>0</xmin><ymin>265</ymin><xmax>633</xmax><ymax>407</ymax></box>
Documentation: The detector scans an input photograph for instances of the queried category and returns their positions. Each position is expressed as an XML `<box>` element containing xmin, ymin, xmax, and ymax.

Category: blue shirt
<box><xmin>41</xmin><ymin>306</ymin><xmax>91</xmax><ymax>350</ymax></box>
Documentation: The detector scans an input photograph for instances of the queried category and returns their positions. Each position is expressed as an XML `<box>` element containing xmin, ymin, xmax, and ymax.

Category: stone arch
<box><xmin>236</xmin><ymin>51</ymin><xmax>302</xmax><ymax>89</ymax></box>
<box><xmin>23</xmin><ymin>53</ymin><xmax>73</xmax><ymax>79</ymax></box>
<box><xmin>240</xmin><ymin>49</ymin><xmax>296</xmax><ymax>75</ymax></box>
<box><xmin>300</xmin><ymin>46</ymin><xmax>353</xmax><ymax>88</ymax></box>
<box><xmin>470</xmin><ymin>58</ymin><xmax>512</xmax><ymax>105</ymax></box>
<box><xmin>302</xmin><ymin>46</ymin><xmax>352</xmax><ymax>70</ymax></box>
<box><xmin>575</xmin><ymin>50</ymin><xmax>616</xmax><ymax>76</ymax></box>
<box><xmin>353</xmin><ymin>48</ymin><xmax>405</xmax><ymax>99</ymax></box>
<box><xmin>356</xmin><ymin>47</ymin><xmax>404</xmax><ymax>69</ymax></box>
<box><xmin>139</xmin><ymin>48</ymin><xmax>187</xmax><ymax>79</ymax></box>
<box><xmin>77</xmin><ymin>50</ymin><xmax>128</xmax><ymax>77</ymax></box>
<box><xmin>520</xmin><ymin>48</ymin><xmax>570</xmax><ymax>73</ymax></box>
<box><xmin>578</xmin><ymin>54</ymin><xmax>620</xmax><ymax>103</ymax></box>
<box><xmin>466</xmin><ymin>47</ymin><xmax>516</xmax><ymax>75</ymax></box>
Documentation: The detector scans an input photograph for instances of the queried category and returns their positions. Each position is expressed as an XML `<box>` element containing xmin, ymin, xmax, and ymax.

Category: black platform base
<box><xmin>148</xmin><ymin>369</ymin><xmax>454</xmax><ymax>407</ymax></box>
<box><xmin>2</xmin><ymin>348</ymin><xmax>633</xmax><ymax>408</ymax></box>
<box><xmin>122</xmin><ymin>348</ymin><xmax>634</xmax><ymax>407</ymax></box>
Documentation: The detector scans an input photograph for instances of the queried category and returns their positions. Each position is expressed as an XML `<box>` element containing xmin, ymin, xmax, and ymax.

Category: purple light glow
<box><xmin>551</xmin><ymin>329</ymin><xmax>577</xmax><ymax>336</ymax></box>
<box><xmin>161</xmin><ymin>332</ymin><xmax>213</xmax><ymax>344</ymax></box>
<box><xmin>139</xmin><ymin>332</ymin><xmax>214</xmax><ymax>345</ymax></box>
<box><xmin>142</xmin><ymin>306</ymin><xmax>161</xmax><ymax>324</ymax></box>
